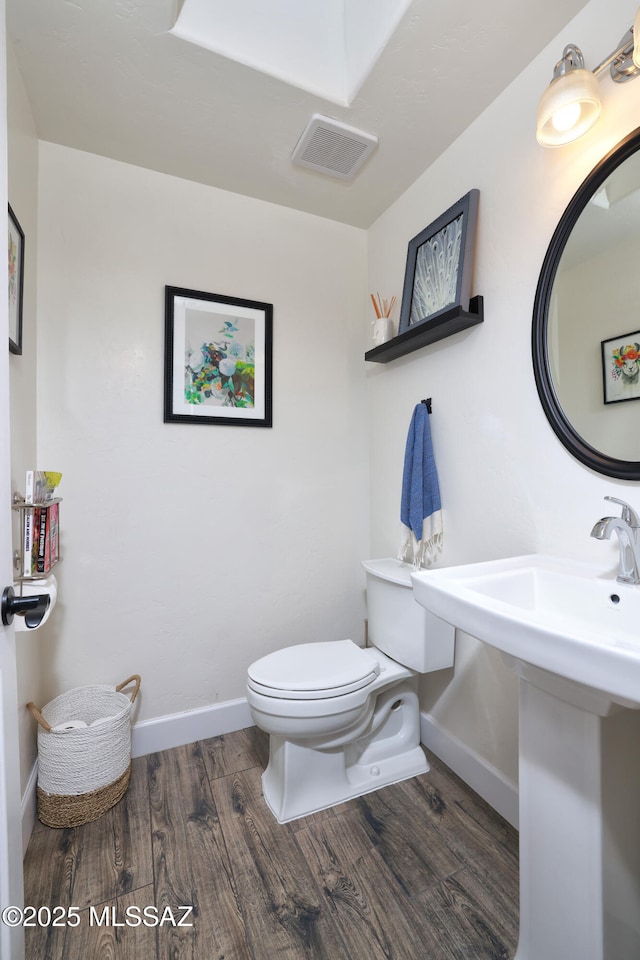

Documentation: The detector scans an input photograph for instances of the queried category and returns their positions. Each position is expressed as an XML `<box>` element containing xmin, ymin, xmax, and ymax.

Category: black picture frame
<box><xmin>398</xmin><ymin>189</ymin><xmax>479</xmax><ymax>336</ymax></box>
<box><xmin>8</xmin><ymin>204</ymin><xmax>24</xmax><ymax>355</ymax></box>
<box><xmin>601</xmin><ymin>331</ymin><xmax>640</xmax><ymax>405</ymax></box>
<box><xmin>164</xmin><ymin>286</ymin><xmax>273</xmax><ymax>427</ymax></box>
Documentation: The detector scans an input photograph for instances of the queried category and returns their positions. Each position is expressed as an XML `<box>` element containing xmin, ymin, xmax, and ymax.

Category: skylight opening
<box><xmin>170</xmin><ymin>0</ymin><xmax>412</xmax><ymax>105</ymax></box>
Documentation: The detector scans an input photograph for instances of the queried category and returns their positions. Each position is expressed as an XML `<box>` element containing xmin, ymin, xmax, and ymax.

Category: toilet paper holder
<box><xmin>1</xmin><ymin>585</ymin><xmax>51</xmax><ymax>629</ymax></box>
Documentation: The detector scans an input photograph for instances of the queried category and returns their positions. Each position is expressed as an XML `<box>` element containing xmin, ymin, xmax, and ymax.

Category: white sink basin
<box><xmin>411</xmin><ymin>553</ymin><xmax>640</xmax><ymax>709</ymax></box>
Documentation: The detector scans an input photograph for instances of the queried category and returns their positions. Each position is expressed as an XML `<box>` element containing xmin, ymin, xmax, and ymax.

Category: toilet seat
<box><xmin>247</xmin><ymin>639</ymin><xmax>380</xmax><ymax>700</ymax></box>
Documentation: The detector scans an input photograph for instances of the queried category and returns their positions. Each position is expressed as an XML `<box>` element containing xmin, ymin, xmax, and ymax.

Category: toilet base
<box><xmin>261</xmin><ymin>679</ymin><xmax>428</xmax><ymax>823</ymax></box>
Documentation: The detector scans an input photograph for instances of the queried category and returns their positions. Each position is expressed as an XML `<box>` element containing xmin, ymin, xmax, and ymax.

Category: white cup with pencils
<box><xmin>371</xmin><ymin>293</ymin><xmax>396</xmax><ymax>344</ymax></box>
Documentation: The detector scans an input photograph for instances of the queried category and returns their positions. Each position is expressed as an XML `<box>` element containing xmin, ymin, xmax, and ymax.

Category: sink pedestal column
<box><xmin>515</xmin><ymin>677</ymin><xmax>640</xmax><ymax>960</ymax></box>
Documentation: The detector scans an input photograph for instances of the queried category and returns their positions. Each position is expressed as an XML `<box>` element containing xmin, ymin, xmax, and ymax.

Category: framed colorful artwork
<box><xmin>164</xmin><ymin>286</ymin><xmax>273</xmax><ymax>427</ymax></box>
<box><xmin>601</xmin><ymin>331</ymin><xmax>640</xmax><ymax>404</ymax></box>
<box><xmin>398</xmin><ymin>189</ymin><xmax>479</xmax><ymax>336</ymax></box>
<box><xmin>8</xmin><ymin>205</ymin><xmax>24</xmax><ymax>355</ymax></box>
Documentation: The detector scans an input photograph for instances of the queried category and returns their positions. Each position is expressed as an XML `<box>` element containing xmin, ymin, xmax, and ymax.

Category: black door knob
<box><xmin>1</xmin><ymin>586</ymin><xmax>51</xmax><ymax>629</ymax></box>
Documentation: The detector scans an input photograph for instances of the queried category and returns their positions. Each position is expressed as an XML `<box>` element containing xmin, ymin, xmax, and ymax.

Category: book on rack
<box><xmin>37</xmin><ymin>506</ymin><xmax>49</xmax><ymax>574</ymax></box>
<box><xmin>22</xmin><ymin>503</ymin><xmax>37</xmax><ymax>577</ymax></box>
<box><xmin>36</xmin><ymin>502</ymin><xmax>60</xmax><ymax>574</ymax></box>
<box><xmin>25</xmin><ymin>470</ymin><xmax>35</xmax><ymax>504</ymax></box>
<box><xmin>32</xmin><ymin>471</ymin><xmax>62</xmax><ymax>503</ymax></box>
<box><xmin>49</xmin><ymin>502</ymin><xmax>59</xmax><ymax>567</ymax></box>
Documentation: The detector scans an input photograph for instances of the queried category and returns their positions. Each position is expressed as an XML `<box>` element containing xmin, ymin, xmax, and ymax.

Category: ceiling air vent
<box><xmin>291</xmin><ymin>114</ymin><xmax>378</xmax><ymax>180</ymax></box>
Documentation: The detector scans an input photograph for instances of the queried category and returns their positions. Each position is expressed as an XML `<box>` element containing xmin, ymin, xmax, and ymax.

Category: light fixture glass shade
<box><xmin>536</xmin><ymin>67</ymin><xmax>601</xmax><ymax>146</ymax></box>
<box><xmin>634</xmin><ymin>6</ymin><xmax>640</xmax><ymax>68</ymax></box>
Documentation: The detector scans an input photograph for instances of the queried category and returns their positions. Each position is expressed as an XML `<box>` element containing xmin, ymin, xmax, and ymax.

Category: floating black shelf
<box><xmin>364</xmin><ymin>295</ymin><xmax>484</xmax><ymax>363</ymax></box>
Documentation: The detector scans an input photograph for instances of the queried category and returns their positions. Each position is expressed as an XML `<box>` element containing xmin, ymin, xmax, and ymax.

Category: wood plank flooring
<box><xmin>23</xmin><ymin>728</ymin><xmax>519</xmax><ymax>959</ymax></box>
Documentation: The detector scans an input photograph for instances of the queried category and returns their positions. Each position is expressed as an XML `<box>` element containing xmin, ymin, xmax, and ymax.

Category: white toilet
<box><xmin>246</xmin><ymin>558</ymin><xmax>455</xmax><ymax>823</ymax></box>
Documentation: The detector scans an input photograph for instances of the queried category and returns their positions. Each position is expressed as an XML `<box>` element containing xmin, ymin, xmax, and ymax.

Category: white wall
<box><xmin>34</xmin><ymin>145</ymin><xmax>369</xmax><ymax>726</ymax></box>
<box><xmin>366</xmin><ymin>0</ymin><xmax>640</xmax><ymax>785</ymax></box>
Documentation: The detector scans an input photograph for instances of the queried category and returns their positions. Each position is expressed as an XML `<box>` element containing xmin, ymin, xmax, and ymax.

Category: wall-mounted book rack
<box><xmin>12</xmin><ymin>495</ymin><xmax>62</xmax><ymax>581</ymax></box>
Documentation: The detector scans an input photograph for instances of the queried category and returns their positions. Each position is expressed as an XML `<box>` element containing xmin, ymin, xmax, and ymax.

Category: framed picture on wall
<box><xmin>601</xmin><ymin>331</ymin><xmax>640</xmax><ymax>404</ymax></box>
<box><xmin>398</xmin><ymin>189</ymin><xmax>479</xmax><ymax>336</ymax></box>
<box><xmin>8</xmin><ymin>205</ymin><xmax>24</xmax><ymax>355</ymax></box>
<box><xmin>164</xmin><ymin>286</ymin><xmax>273</xmax><ymax>427</ymax></box>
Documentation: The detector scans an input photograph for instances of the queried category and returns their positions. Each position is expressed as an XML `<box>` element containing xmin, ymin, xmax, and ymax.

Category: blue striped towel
<box><xmin>398</xmin><ymin>402</ymin><xmax>443</xmax><ymax>568</ymax></box>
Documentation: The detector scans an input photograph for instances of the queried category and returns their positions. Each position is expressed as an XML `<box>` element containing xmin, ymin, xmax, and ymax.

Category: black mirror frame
<box><xmin>532</xmin><ymin>126</ymin><xmax>640</xmax><ymax>480</ymax></box>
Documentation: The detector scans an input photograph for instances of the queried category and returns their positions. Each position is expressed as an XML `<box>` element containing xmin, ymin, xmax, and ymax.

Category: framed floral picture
<box><xmin>601</xmin><ymin>331</ymin><xmax>640</xmax><ymax>404</ymax></box>
<box><xmin>8</xmin><ymin>205</ymin><xmax>24</xmax><ymax>355</ymax></box>
<box><xmin>164</xmin><ymin>286</ymin><xmax>273</xmax><ymax>426</ymax></box>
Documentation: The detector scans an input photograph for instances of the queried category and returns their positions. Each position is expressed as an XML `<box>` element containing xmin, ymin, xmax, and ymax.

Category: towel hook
<box><xmin>421</xmin><ymin>398</ymin><xmax>432</xmax><ymax>414</ymax></box>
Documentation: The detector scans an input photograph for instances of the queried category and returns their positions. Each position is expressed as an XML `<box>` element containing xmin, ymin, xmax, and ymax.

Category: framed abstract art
<box><xmin>164</xmin><ymin>286</ymin><xmax>273</xmax><ymax>427</ymax></box>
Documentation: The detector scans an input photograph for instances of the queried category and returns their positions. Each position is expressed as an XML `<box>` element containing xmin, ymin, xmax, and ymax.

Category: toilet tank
<box><xmin>362</xmin><ymin>558</ymin><xmax>455</xmax><ymax>673</ymax></box>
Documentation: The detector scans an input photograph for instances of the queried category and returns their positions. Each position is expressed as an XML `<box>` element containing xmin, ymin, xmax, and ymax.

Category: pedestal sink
<box><xmin>411</xmin><ymin>554</ymin><xmax>640</xmax><ymax>960</ymax></box>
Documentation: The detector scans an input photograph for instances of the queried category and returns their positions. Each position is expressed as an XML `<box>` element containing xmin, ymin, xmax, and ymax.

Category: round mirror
<box><xmin>533</xmin><ymin>126</ymin><xmax>640</xmax><ymax>479</ymax></box>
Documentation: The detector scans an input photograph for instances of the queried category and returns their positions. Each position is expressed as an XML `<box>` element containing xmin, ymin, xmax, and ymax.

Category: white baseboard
<box><xmin>420</xmin><ymin>710</ymin><xmax>519</xmax><ymax>829</ymax></box>
<box><xmin>131</xmin><ymin>697</ymin><xmax>253</xmax><ymax>758</ymax></box>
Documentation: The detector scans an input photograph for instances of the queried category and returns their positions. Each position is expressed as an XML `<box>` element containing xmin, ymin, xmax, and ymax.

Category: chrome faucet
<box><xmin>590</xmin><ymin>496</ymin><xmax>640</xmax><ymax>584</ymax></box>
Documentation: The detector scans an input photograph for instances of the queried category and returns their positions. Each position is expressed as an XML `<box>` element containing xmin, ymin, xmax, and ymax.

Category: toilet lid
<box><xmin>247</xmin><ymin>639</ymin><xmax>380</xmax><ymax>700</ymax></box>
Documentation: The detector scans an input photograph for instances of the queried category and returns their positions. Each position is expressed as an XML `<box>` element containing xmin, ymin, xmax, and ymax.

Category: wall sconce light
<box><xmin>537</xmin><ymin>16</ymin><xmax>640</xmax><ymax>147</ymax></box>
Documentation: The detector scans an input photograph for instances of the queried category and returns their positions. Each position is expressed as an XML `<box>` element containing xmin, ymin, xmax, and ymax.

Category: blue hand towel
<box><xmin>398</xmin><ymin>402</ymin><xmax>443</xmax><ymax>568</ymax></box>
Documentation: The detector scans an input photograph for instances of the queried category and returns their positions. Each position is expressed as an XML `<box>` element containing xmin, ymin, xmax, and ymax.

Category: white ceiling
<box><xmin>7</xmin><ymin>0</ymin><xmax>589</xmax><ymax>228</ymax></box>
